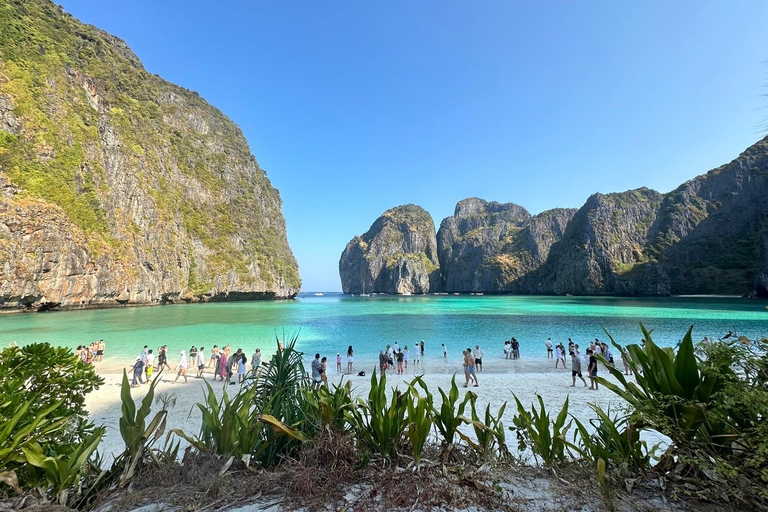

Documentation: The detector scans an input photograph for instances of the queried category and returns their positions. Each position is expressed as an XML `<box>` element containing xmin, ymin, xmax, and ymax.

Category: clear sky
<box><xmin>59</xmin><ymin>1</ymin><xmax>768</xmax><ymax>291</ymax></box>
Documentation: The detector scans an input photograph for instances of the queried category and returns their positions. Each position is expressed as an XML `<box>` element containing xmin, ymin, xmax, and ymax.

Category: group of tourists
<box><xmin>378</xmin><ymin>340</ymin><xmax>425</xmax><ymax>375</ymax></box>
<box><xmin>503</xmin><ymin>338</ymin><xmax>520</xmax><ymax>359</ymax></box>
<box><xmin>544</xmin><ymin>337</ymin><xmax>637</xmax><ymax>391</ymax></box>
<box><xmin>75</xmin><ymin>340</ymin><xmax>105</xmax><ymax>364</ymax></box>
<box><xmin>128</xmin><ymin>344</ymin><xmax>264</xmax><ymax>387</ymax></box>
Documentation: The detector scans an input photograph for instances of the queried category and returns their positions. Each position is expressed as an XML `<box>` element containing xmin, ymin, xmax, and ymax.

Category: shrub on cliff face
<box><xmin>0</xmin><ymin>343</ymin><xmax>104</xmax><ymax>504</ymax></box>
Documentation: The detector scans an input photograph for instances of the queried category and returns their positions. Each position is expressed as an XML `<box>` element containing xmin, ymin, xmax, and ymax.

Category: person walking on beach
<box><xmin>173</xmin><ymin>350</ymin><xmax>188</xmax><ymax>384</ymax></box>
<box><xmin>251</xmin><ymin>348</ymin><xmax>262</xmax><ymax>377</ymax></box>
<box><xmin>442</xmin><ymin>343</ymin><xmax>447</xmax><ymax>358</ymax></box>
<box><xmin>311</xmin><ymin>353</ymin><xmax>322</xmax><ymax>390</ymax></box>
<box><xmin>622</xmin><ymin>347</ymin><xmax>633</xmax><ymax>375</ymax></box>
<box><xmin>217</xmin><ymin>350</ymin><xmax>228</xmax><ymax>382</ymax></box>
<box><xmin>130</xmin><ymin>357</ymin><xmax>144</xmax><ymax>387</ymax></box>
<box><xmin>196</xmin><ymin>347</ymin><xmax>206</xmax><ymax>379</ymax></box>
<box><xmin>208</xmin><ymin>345</ymin><xmax>219</xmax><ymax>368</ymax></box>
<box><xmin>158</xmin><ymin>346</ymin><xmax>171</xmax><ymax>372</ymax></box>
<box><xmin>473</xmin><ymin>345</ymin><xmax>484</xmax><ymax>372</ymax></box>
<box><xmin>463</xmin><ymin>348</ymin><xmax>478</xmax><ymax>387</ymax></box>
<box><xmin>145</xmin><ymin>349</ymin><xmax>155</xmax><ymax>382</ymax></box>
<box><xmin>588</xmin><ymin>349</ymin><xmax>599</xmax><ymax>390</ymax></box>
<box><xmin>235</xmin><ymin>348</ymin><xmax>247</xmax><ymax>384</ymax></box>
<box><xmin>545</xmin><ymin>338</ymin><xmax>553</xmax><ymax>358</ymax></box>
<box><xmin>347</xmin><ymin>346</ymin><xmax>354</xmax><ymax>373</ymax></box>
<box><xmin>396</xmin><ymin>349</ymin><xmax>404</xmax><ymax>375</ymax></box>
<box><xmin>569</xmin><ymin>348</ymin><xmax>587</xmax><ymax>387</ymax></box>
<box><xmin>555</xmin><ymin>343</ymin><xmax>564</xmax><ymax>368</ymax></box>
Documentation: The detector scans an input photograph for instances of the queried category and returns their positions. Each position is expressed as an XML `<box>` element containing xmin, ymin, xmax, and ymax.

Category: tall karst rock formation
<box><xmin>437</xmin><ymin>198</ymin><xmax>575</xmax><ymax>292</ymax></box>
<box><xmin>0</xmin><ymin>0</ymin><xmax>300</xmax><ymax>312</ymax></box>
<box><xmin>340</xmin><ymin>136</ymin><xmax>768</xmax><ymax>297</ymax></box>
<box><xmin>339</xmin><ymin>205</ymin><xmax>440</xmax><ymax>294</ymax></box>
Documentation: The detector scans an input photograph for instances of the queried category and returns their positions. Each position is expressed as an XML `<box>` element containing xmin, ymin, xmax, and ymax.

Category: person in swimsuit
<box><xmin>463</xmin><ymin>348</ymin><xmax>478</xmax><ymax>387</ymax></box>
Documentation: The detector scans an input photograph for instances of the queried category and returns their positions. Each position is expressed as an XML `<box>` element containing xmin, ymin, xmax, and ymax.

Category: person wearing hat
<box><xmin>173</xmin><ymin>350</ymin><xmax>188</xmax><ymax>384</ymax></box>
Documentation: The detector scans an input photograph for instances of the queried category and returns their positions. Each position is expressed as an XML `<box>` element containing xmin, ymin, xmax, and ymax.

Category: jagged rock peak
<box><xmin>339</xmin><ymin>205</ymin><xmax>440</xmax><ymax>295</ymax></box>
<box><xmin>437</xmin><ymin>198</ymin><xmax>575</xmax><ymax>292</ymax></box>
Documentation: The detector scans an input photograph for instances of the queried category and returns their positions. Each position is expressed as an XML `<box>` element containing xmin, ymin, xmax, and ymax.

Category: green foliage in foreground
<box><xmin>0</xmin><ymin>343</ymin><xmax>104</xmax><ymax>505</ymax></box>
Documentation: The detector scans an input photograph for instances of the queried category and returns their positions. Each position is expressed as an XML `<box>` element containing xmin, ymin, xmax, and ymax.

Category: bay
<box><xmin>1</xmin><ymin>294</ymin><xmax>766</xmax><ymax>371</ymax></box>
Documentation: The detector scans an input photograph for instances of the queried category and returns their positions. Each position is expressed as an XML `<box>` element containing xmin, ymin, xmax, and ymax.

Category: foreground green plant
<box><xmin>460</xmin><ymin>393</ymin><xmax>509</xmax><ymax>461</ymax></box>
<box><xmin>568</xmin><ymin>405</ymin><xmax>655</xmax><ymax>484</ymax></box>
<box><xmin>510</xmin><ymin>394</ymin><xmax>570</xmax><ymax>466</ymax></box>
<box><xmin>432</xmin><ymin>375</ymin><xmax>472</xmax><ymax>460</ymax></box>
<box><xmin>350</xmin><ymin>370</ymin><xmax>409</xmax><ymax>461</ymax></box>
<box><xmin>0</xmin><ymin>343</ymin><xmax>103</xmax><ymax>504</ymax></box>
<box><xmin>406</xmin><ymin>377</ymin><xmax>434</xmax><ymax>465</ymax></box>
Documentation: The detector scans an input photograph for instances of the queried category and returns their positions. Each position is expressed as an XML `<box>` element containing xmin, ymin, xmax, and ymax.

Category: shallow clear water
<box><xmin>1</xmin><ymin>294</ymin><xmax>766</xmax><ymax>370</ymax></box>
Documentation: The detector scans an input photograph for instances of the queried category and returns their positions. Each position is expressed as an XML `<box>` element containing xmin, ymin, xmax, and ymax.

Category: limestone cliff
<box><xmin>540</xmin><ymin>136</ymin><xmax>768</xmax><ymax>296</ymax></box>
<box><xmin>0</xmin><ymin>0</ymin><xmax>300</xmax><ymax>312</ymax></box>
<box><xmin>541</xmin><ymin>188</ymin><xmax>666</xmax><ymax>295</ymax></box>
<box><xmin>339</xmin><ymin>205</ymin><xmax>440</xmax><ymax>294</ymax></box>
<box><xmin>436</xmin><ymin>198</ymin><xmax>575</xmax><ymax>292</ymax></box>
<box><xmin>344</xmin><ymin>135</ymin><xmax>768</xmax><ymax>297</ymax></box>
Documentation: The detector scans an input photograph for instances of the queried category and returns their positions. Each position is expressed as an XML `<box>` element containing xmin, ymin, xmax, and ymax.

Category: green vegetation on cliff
<box><xmin>0</xmin><ymin>0</ymin><xmax>300</xmax><ymax>309</ymax></box>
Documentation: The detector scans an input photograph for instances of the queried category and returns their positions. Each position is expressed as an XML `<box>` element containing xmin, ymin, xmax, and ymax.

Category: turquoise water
<box><xmin>1</xmin><ymin>294</ymin><xmax>766</xmax><ymax>369</ymax></box>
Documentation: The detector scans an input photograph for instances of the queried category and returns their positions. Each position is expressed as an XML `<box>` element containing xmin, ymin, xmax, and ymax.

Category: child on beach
<box><xmin>336</xmin><ymin>353</ymin><xmax>342</xmax><ymax>373</ymax></box>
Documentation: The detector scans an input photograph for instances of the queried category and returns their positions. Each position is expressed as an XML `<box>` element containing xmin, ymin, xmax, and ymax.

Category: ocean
<box><xmin>2</xmin><ymin>294</ymin><xmax>767</xmax><ymax>371</ymax></box>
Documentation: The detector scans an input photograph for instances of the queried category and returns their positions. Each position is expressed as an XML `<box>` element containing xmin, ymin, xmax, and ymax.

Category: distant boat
<box><xmin>476</xmin><ymin>293</ymin><xmax>484</xmax><ymax>296</ymax></box>
<box><xmin>313</xmin><ymin>292</ymin><xmax>324</xmax><ymax>296</ymax></box>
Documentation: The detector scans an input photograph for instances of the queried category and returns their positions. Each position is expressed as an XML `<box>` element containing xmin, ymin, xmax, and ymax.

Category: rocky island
<box><xmin>0</xmin><ymin>0</ymin><xmax>300</xmax><ymax>312</ymax></box>
<box><xmin>341</xmin><ymin>135</ymin><xmax>768</xmax><ymax>297</ymax></box>
<box><xmin>339</xmin><ymin>205</ymin><xmax>440</xmax><ymax>294</ymax></box>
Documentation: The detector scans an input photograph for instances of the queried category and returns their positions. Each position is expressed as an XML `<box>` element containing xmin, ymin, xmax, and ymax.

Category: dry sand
<box><xmin>87</xmin><ymin>355</ymin><xmax>655</xmax><ymax>466</ymax></box>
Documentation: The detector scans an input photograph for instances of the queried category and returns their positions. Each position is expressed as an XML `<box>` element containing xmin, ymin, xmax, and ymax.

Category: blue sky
<box><xmin>60</xmin><ymin>1</ymin><xmax>768</xmax><ymax>291</ymax></box>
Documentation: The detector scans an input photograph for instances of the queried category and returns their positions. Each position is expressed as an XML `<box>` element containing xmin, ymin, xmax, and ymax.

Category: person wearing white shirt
<box><xmin>473</xmin><ymin>345</ymin><xmax>485</xmax><ymax>372</ymax></box>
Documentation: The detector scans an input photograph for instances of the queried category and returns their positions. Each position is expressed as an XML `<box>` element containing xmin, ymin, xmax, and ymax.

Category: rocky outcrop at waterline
<box><xmin>341</xmin><ymin>135</ymin><xmax>768</xmax><ymax>297</ymax></box>
<box><xmin>0</xmin><ymin>0</ymin><xmax>300</xmax><ymax>312</ymax></box>
<box><xmin>339</xmin><ymin>205</ymin><xmax>440</xmax><ymax>294</ymax></box>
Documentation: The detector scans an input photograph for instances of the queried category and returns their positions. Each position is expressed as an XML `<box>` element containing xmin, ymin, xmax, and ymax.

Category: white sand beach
<box><xmin>87</xmin><ymin>354</ymin><xmax>647</xmax><ymax>465</ymax></box>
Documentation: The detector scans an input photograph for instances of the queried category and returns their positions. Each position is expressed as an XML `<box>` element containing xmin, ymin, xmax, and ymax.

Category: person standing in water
<box><xmin>420</xmin><ymin>340</ymin><xmax>425</xmax><ymax>355</ymax></box>
<box><xmin>545</xmin><ymin>338</ymin><xmax>553</xmax><ymax>359</ymax></box>
<box><xmin>442</xmin><ymin>343</ymin><xmax>447</xmax><ymax>358</ymax></box>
